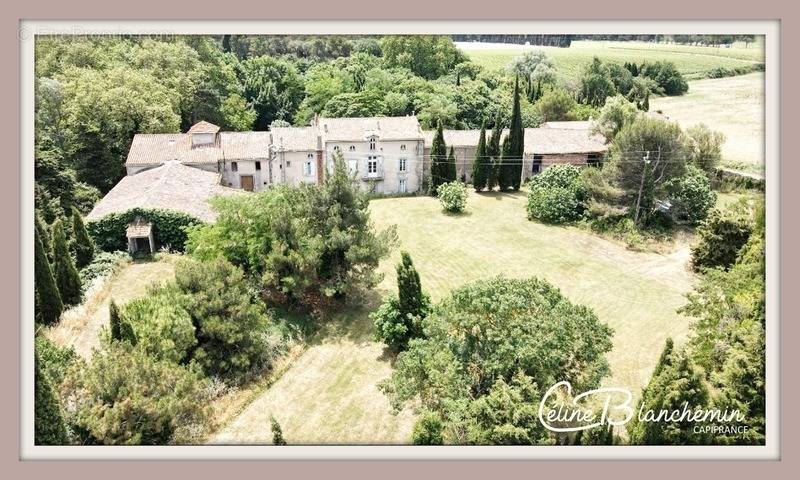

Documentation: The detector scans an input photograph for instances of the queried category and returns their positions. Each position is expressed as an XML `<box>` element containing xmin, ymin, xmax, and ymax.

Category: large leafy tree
<box><xmin>610</xmin><ymin>116</ymin><xmax>687</xmax><ymax>225</ymax></box>
<box><xmin>380</xmin><ymin>35</ymin><xmax>467</xmax><ymax>80</ymax></box>
<box><xmin>384</xmin><ymin>276</ymin><xmax>614</xmax><ymax>445</ymax></box>
<box><xmin>238</xmin><ymin>56</ymin><xmax>304</xmax><ymax>130</ymax></box>
<box><xmin>61</xmin><ymin>66</ymin><xmax>181</xmax><ymax>192</ymax></box>
<box><xmin>579</xmin><ymin>57</ymin><xmax>617</xmax><ymax>107</ymax></box>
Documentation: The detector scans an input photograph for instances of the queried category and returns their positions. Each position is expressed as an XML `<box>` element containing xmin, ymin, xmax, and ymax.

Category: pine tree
<box><xmin>51</xmin><ymin>218</ymin><xmax>82</xmax><ymax>306</ymax></box>
<box><xmin>508</xmin><ymin>76</ymin><xmax>525</xmax><ymax>190</ymax></box>
<box><xmin>72</xmin><ymin>207</ymin><xmax>95</xmax><ymax>269</ymax></box>
<box><xmin>109</xmin><ymin>300</ymin><xmax>122</xmax><ymax>341</ymax></box>
<box><xmin>35</xmin><ymin>227</ymin><xmax>63</xmax><ymax>325</ymax></box>
<box><xmin>270</xmin><ymin>416</ymin><xmax>287</xmax><ymax>445</ymax></box>
<box><xmin>35</xmin><ymin>212</ymin><xmax>52</xmax><ymax>262</ymax></box>
<box><xmin>429</xmin><ymin>121</ymin><xmax>448</xmax><ymax>193</ymax></box>
<box><xmin>472</xmin><ymin>122</ymin><xmax>489</xmax><ymax>192</ymax></box>
<box><xmin>446</xmin><ymin>146</ymin><xmax>457</xmax><ymax>183</ymax></box>
<box><xmin>35</xmin><ymin>351</ymin><xmax>69</xmax><ymax>445</ymax></box>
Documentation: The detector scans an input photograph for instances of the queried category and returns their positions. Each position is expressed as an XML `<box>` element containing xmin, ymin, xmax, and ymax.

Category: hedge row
<box><xmin>86</xmin><ymin>208</ymin><xmax>202</xmax><ymax>252</ymax></box>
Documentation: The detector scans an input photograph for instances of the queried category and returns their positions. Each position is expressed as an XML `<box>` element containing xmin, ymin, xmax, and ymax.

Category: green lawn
<box><xmin>462</xmin><ymin>40</ymin><xmax>765</xmax><ymax>80</ymax></box>
<box><xmin>215</xmin><ymin>191</ymin><xmax>696</xmax><ymax>444</ymax></box>
<box><xmin>651</xmin><ymin>72</ymin><xmax>765</xmax><ymax>175</ymax></box>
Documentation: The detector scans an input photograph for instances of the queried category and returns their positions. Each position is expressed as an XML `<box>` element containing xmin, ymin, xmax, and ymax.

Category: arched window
<box><xmin>400</xmin><ymin>144</ymin><xmax>406</xmax><ymax>151</ymax></box>
<box><xmin>349</xmin><ymin>145</ymin><xmax>356</xmax><ymax>151</ymax></box>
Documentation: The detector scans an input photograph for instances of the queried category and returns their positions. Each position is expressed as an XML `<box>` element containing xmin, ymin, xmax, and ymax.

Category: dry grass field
<box><xmin>460</xmin><ymin>40</ymin><xmax>765</xmax><ymax>80</ymax></box>
<box><xmin>215</xmin><ymin>191</ymin><xmax>697</xmax><ymax>444</ymax></box>
<box><xmin>651</xmin><ymin>72</ymin><xmax>765</xmax><ymax>175</ymax></box>
<box><xmin>44</xmin><ymin>255</ymin><xmax>177</xmax><ymax>359</ymax></box>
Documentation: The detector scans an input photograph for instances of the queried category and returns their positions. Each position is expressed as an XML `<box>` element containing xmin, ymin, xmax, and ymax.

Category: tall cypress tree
<box><xmin>397</xmin><ymin>251</ymin><xmax>427</xmax><ymax>321</ymax></box>
<box><xmin>472</xmin><ymin>122</ymin><xmax>489</xmax><ymax>192</ymax></box>
<box><xmin>109</xmin><ymin>300</ymin><xmax>122</xmax><ymax>341</ymax></box>
<box><xmin>498</xmin><ymin>136</ymin><xmax>512</xmax><ymax>190</ymax></box>
<box><xmin>35</xmin><ymin>227</ymin><xmax>63</xmax><ymax>325</ymax></box>
<box><xmin>51</xmin><ymin>218</ymin><xmax>82</xmax><ymax>306</ymax></box>
<box><xmin>628</xmin><ymin>342</ymin><xmax>711</xmax><ymax>445</ymax></box>
<box><xmin>486</xmin><ymin>113</ymin><xmax>504</xmax><ymax>191</ymax></box>
<box><xmin>35</xmin><ymin>351</ymin><xmax>69</xmax><ymax>445</ymax></box>
<box><xmin>508</xmin><ymin>76</ymin><xmax>525</xmax><ymax>190</ymax></box>
<box><xmin>430</xmin><ymin>121</ymin><xmax>448</xmax><ymax>193</ymax></box>
<box><xmin>35</xmin><ymin>212</ymin><xmax>52</xmax><ymax>262</ymax></box>
<box><xmin>271</xmin><ymin>416</ymin><xmax>287</xmax><ymax>445</ymax></box>
<box><xmin>446</xmin><ymin>146</ymin><xmax>457</xmax><ymax>183</ymax></box>
<box><xmin>72</xmin><ymin>207</ymin><xmax>95</xmax><ymax>269</ymax></box>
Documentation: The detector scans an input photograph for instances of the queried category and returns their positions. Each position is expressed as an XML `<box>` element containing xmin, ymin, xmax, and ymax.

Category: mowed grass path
<box><xmin>44</xmin><ymin>256</ymin><xmax>176</xmax><ymax>359</ymax></box>
<box><xmin>651</xmin><ymin>72</ymin><xmax>765</xmax><ymax>175</ymax></box>
<box><xmin>460</xmin><ymin>40</ymin><xmax>764</xmax><ymax>79</ymax></box>
<box><xmin>216</xmin><ymin>191</ymin><xmax>696</xmax><ymax>444</ymax></box>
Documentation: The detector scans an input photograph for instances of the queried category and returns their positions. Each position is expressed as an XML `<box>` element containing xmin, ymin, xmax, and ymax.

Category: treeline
<box><xmin>452</xmin><ymin>34</ymin><xmax>572</xmax><ymax>47</ymax></box>
<box><xmin>571</xmin><ymin>34</ymin><xmax>759</xmax><ymax>47</ymax></box>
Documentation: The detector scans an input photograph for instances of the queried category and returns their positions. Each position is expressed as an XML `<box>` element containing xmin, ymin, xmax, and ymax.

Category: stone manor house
<box><xmin>121</xmin><ymin>115</ymin><xmax>607</xmax><ymax>195</ymax></box>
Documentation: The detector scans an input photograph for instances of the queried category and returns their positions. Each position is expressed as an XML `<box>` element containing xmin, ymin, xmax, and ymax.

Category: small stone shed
<box><xmin>86</xmin><ymin>161</ymin><xmax>244</xmax><ymax>253</ymax></box>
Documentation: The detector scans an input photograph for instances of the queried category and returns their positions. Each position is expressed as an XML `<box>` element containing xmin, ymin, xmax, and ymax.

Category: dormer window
<box><xmin>187</xmin><ymin>121</ymin><xmax>220</xmax><ymax>148</ymax></box>
<box><xmin>369</xmin><ymin>137</ymin><xmax>377</xmax><ymax>151</ymax></box>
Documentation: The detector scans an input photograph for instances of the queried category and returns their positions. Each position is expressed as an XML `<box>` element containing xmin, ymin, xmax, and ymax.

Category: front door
<box><xmin>240</xmin><ymin>175</ymin><xmax>254</xmax><ymax>191</ymax></box>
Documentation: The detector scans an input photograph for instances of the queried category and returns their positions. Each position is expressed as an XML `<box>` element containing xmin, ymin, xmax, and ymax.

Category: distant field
<box><xmin>651</xmin><ymin>72</ymin><xmax>765</xmax><ymax>175</ymax></box>
<box><xmin>460</xmin><ymin>40</ymin><xmax>765</xmax><ymax>80</ymax></box>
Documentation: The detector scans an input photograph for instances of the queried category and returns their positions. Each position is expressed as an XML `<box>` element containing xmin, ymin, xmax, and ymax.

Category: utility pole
<box><xmin>634</xmin><ymin>151</ymin><xmax>651</xmax><ymax>225</ymax></box>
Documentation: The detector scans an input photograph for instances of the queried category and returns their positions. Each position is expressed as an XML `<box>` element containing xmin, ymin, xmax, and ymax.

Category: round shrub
<box><xmin>86</xmin><ymin>207</ymin><xmax>202</xmax><ymax>253</ymax></box>
<box><xmin>118</xmin><ymin>286</ymin><xmax>197</xmax><ymax>364</ymax></box>
<box><xmin>691</xmin><ymin>202</ymin><xmax>754</xmax><ymax>271</ymax></box>
<box><xmin>526</xmin><ymin>164</ymin><xmax>586</xmax><ymax>224</ymax></box>
<box><xmin>437</xmin><ymin>181</ymin><xmax>468</xmax><ymax>213</ymax></box>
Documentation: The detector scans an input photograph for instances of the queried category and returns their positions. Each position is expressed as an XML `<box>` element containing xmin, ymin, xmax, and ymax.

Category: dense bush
<box><xmin>78</xmin><ymin>250</ymin><xmax>130</xmax><ymax>286</ymax></box>
<box><xmin>684</xmin><ymin>123</ymin><xmax>725</xmax><ymax>177</ymax></box>
<box><xmin>526</xmin><ymin>164</ymin><xmax>587</xmax><ymax>224</ymax></box>
<box><xmin>117</xmin><ymin>286</ymin><xmax>197</xmax><ymax>364</ymax></box>
<box><xmin>383</xmin><ymin>276</ymin><xmax>613</xmax><ymax>444</ymax></box>
<box><xmin>87</xmin><ymin>208</ymin><xmax>202</xmax><ymax>252</ymax></box>
<box><xmin>691</xmin><ymin>202</ymin><xmax>754</xmax><ymax>271</ymax></box>
<box><xmin>640</xmin><ymin>61</ymin><xmax>688</xmax><ymax>95</ymax></box>
<box><xmin>186</xmin><ymin>153</ymin><xmax>396</xmax><ymax>304</ymax></box>
<box><xmin>667</xmin><ymin>165</ymin><xmax>717</xmax><ymax>224</ymax></box>
<box><xmin>175</xmin><ymin>258</ymin><xmax>287</xmax><ymax>384</ymax></box>
<box><xmin>436</xmin><ymin>181</ymin><xmax>468</xmax><ymax>213</ymax></box>
<box><xmin>411</xmin><ymin>409</ymin><xmax>444</xmax><ymax>445</ymax></box>
<box><xmin>35</xmin><ymin>335</ymin><xmax>79</xmax><ymax>387</ymax></box>
<box><xmin>35</xmin><ymin>350</ymin><xmax>69</xmax><ymax>445</ymax></box>
<box><xmin>61</xmin><ymin>343</ymin><xmax>212</xmax><ymax>445</ymax></box>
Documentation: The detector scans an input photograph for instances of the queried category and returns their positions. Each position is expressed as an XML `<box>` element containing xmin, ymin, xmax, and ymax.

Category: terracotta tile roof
<box><xmin>187</xmin><ymin>120</ymin><xmax>221</xmax><ymax>134</ymax></box>
<box><xmin>317</xmin><ymin>116</ymin><xmax>423</xmax><ymax>142</ymax></box>
<box><xmin>220</xmin><ymin>132</ymin><xmax>272</xmax><ymax>160</ymax></box>
<box><xmin>270</xmin><ymin>126</ymin><xmax>319</xmax><ymax>151</ymax></box>
<box><xmin>422</xmin><ymin>129</ymin><xmax>508</xmax><ymax>147</ymax></box>
<box><xmin>126</xmin><ymin>133</ymin><xmax>223</xmax><ymax>166</ymax></box>
<box><xmin>86</xmin><ymin>161</ymin><xmax>244</xmax><ymax>223</ymax></box>
<box><xmin>523</xmin><ymin>128</ymin><xmax>608</xmax><ymax>155</ymax></box>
